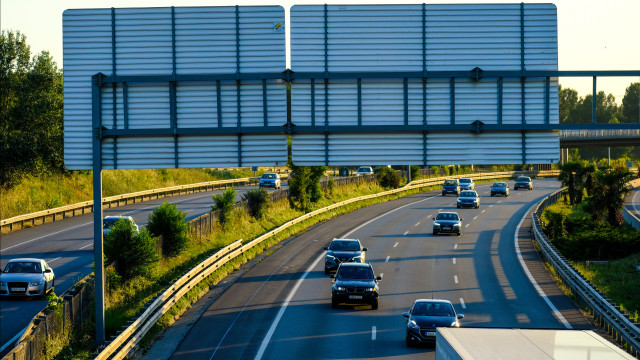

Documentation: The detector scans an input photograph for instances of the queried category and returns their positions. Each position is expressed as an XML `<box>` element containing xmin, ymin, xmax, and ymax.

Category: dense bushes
<box><xmin>288</xmin><ymin>166</ymin><xmax>326</xmax><ymax>212</ymax></box>
<box><xmin>243</xmin><ymin>188</ymin><xmax>270</xmax><ymax>219</ymax></box>
<box><xmin>375</xmin><ymin>166</ymin><xmax>401</xmax><ymax>189</ymax></box>
<box><xmin>212</xmin><ymin>187</ymin><xmax>237</xmax><ymax>226</ymax></box>
<box><xmin>103</xmin><ymin>219</ymin><xmax>158</xmax><ymax>279</ymax></box>
<box><xmin>146</xmin><ymin>201</ymin><xmax>189</xmax><ymax>257</ymax></box>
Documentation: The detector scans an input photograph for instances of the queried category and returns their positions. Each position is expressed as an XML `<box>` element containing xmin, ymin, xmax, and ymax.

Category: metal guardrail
<box><xmin>532</xmin><ymin>190</ymin><xmax>640</xmax><ymax>358</ymax></box>
<box><xmin>1</xmin><ymin>177</ymin><xmax>267</xmax><ymax>234</ymax></box>
<box><xmin>92</xmin><ymin>170</ymin><xmax>561</xmax><ymax>359</ymax></box>
<box><xmin>623</xmin><ymin>179</ymin><xmax>640</xmax><ymax>231</ymax></box>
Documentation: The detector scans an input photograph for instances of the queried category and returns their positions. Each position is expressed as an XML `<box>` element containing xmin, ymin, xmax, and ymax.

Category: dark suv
<box><xmin>331</xmin><ymin>263</ymin><xmax>381</xmax><ymax>309</ymax></box>
<box><xmin>324</xmin><ymin>239</ymin><xmax>368</xmax><ymax>274</ymax></box>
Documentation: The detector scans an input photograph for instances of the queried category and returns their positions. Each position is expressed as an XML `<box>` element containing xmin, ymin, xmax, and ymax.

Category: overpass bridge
<box><xmin>559</xmin><ymin>129</ymin><xmax>640</xmax><ymax>148</ymax></box>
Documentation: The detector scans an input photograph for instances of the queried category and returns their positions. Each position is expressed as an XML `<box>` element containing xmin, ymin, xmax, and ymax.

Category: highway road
<box><xmin>0</xmin><ymin>183</ymin><xmax>287</xmax><ymax>350</ymax></box>
<box><xmin>142</xmin><ymin>178</ymin><xmax>592</xmax><ymax>360</ymax></box>
<box><xmin>626</xmin><ymin>187</ymin><xmax>640</xmax><ymax>218</ymax></box>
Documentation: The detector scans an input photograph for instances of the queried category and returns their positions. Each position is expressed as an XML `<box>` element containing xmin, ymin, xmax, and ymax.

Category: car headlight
<box><xmin>365</xmin><ymin>287</ymin><xmax>376</xmax><ymax>292</ymax></box>
<box><xmin>408</xmin><ymin>320</ymin><xmax>420</xmax><ymax>331</ymax></box>
<box><xmin>453</xmin><ymin>223</ymin><xmax>461</xmax><ymax>228</ymax></box>
<box><xmin>30</xmin><ymin>280</ymin><xmax>43</xmax><ymax>286</ymax></box>
<box><xmin>336</xmin><ymin>286</ymin><xmax>345</xmax><ymax>291</ymax></box>
<box><xmin>433</xmin><ymin>222</ymin><xmax>440</xmax><ymax>227</ymax></box>
<box><xmin>325</xmin><ymin>254</ymin><xmax>335</xmax><ymax>260</ymax></box>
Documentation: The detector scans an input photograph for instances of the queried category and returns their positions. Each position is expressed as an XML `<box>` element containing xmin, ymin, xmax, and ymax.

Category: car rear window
<box><xmin>337</xmin><ymin>266</ymin><xmax>374</xmax><ymax>280</ymax></box>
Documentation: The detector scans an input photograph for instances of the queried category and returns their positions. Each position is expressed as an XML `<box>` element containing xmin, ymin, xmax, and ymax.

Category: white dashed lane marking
<box><xmin>385</xmin><ymin>256</ymin><xmax>390</xmax><ymax>262</ymax></box>
<box><xmin>465</xmin><ymin>224</ymin><xmax>470</xmax><ymax>228</ymax></box>
<box><xmin>415</xmin><ymin>222</ymin><xmax>421</xmax><ymax>227</ymax></box>
<box><xmin>454</xmin><ymin>275</ymin><xmax>459</xmax><ymax>284</ymax></box>
<box><xmin>372</xmin><ymin>326</ymin><xmax>377</xmax><ymax>340</ymax></box>
<box><xmin>481</xmin><ymin>209</ymin><xmax>486</xmax><ymax>213</ymax></box>
<box><xmin>393</xmin><ymin>242</ymin><xmax>399</xmax><ymax>248</ymax></box>
<box><xmin>454</xmin><ymin>244</ymin><xmax>458</xmax><ymax>249</ymax></box>
<box><xmin>453</xmin><ymin>258</ymin><xmax>456</xmax><ymax>264</ymax></box>
<box><xmin>403</xmin><ymin>231</ymin><xmax>409</xmax><ymax>235</ymax></box>
<box><xmin>79</xmin><ymin>243</ymin><xmax>92</xmax><ymax>250</ymax></box>
<box><xmin>460</xmin><ymin>298</ymin><xmax>466</xmax><ymax>309</ymax></box>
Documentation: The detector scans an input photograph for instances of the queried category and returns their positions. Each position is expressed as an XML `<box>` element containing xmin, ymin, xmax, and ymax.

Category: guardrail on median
<box><xmin>532</xmin><ymin>190</ymin><xmax>640</xmax><ymax>358</ymax></box>
<box><xmin>0</xmin><ymin>178</ymin><xmax>263</xmax><ymax>234</ymax></box>
<box><xmin>90</xmin><ymin>170</ymin><xmax>560</xmax><ymax>360</ymax></box>
<box><xmin>623</xmin><ymin>179</ymin><xmax>640</xmax><ymax>231</ymax></box>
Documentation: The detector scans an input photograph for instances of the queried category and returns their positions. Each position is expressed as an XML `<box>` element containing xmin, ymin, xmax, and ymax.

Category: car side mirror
<box><xmin>323</xmin><ymin>246</ymin><xmax>328</xmax><ymax>250</ymax></box>
<box><xmin>376</xmin><ymin>276</ymin><xmax>382</xmax><ymax>281</ymax></box>
<box><xmin>362</xmin><ymin>247</ymin><xmax>368</xmax><ymax>251</ymax></box>
<box><xmin>402</xmin><ymin>312</ymin><xmax>410</xmax><ymax>319</ymax></box>
<box><xmin>433</xmin><ymin>218</ymin><xmax>436</xmax><ymax>221</ymax></box>
<box><xmin>45</xmin><ymin>269</ymin><xmax>52</xmax><ymax>273</ymax></box>
<box><xmin>457</xmin><ymin>314</ymin><xmax>464</xmax><ymax>319</ymax></box>
<box><xmin>330</xmin><ymin>274</ymin><xmax>335</xmax><ymax>279</ymax></box>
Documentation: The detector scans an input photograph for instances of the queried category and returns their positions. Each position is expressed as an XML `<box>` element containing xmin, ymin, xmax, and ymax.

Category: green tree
<box><xmin>558</xmin><ymin>85</ymin><xmax>578</xmax><ymax>123</ymax></box>
<box><xmin>375</xmin><ymin>166</ymin><xmax>400</xmax><ymax>189</ymax></box>
<box><xmin>1</xmin><ymin>31</ymin><xmax>64</xmax><ymax>189</ymax></box>
<box><xmin>621</xmin><ymin>82</ymin><xmax>639</xmax><ymax>123</ymax></box>
<box><xmin>146</xmin><ymin>201</ymin><xmax>189</xmax><ymax>257</ymax></box>
<box><xmin>103</xmin><ymin>219</ymin><xmax>158</xmax><ymax>280</ymax></box>
<box><xmin>243</xmin><ymin>188</ymin><xmax>270</xmax><ymax>219</ymax></box>
<box><xmin>585</xmin><ymin>167</ymin><xmax>634</xmax><ymax>226</ymax></box>
<box><xmin>212</xmin><ymin>187</ymin><xmax>237</xmax><ymax>226</ymax></box>
<box><xmin>558</xmin><ymin>162</ymin><xmax>584</xmax><ymax>205</ymax></box>
<box><xmin>288</xmin><ymin>165</ymin><xmax>326</xmax><ymax>212</ymax></box>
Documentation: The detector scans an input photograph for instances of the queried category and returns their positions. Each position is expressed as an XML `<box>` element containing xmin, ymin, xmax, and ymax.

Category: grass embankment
<box><xmin>541</xmin><ymin>200</ymin><xmax>640</xmax><ymax>323</ymax></box>
<box><xmin>0</xmin><ymin>168</ymin><xmax>262</xmax><ymax>219</ymax></box>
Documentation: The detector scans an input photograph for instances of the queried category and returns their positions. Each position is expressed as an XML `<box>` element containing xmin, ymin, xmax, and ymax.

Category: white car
<box><xmin>0</xmin><ymin>258</ymin><xmax>55</xmax><ymax>297</ymax></box>
<box><xmin>259</xmin><ymin>173</ymin><xmax>281</xmax><ymax>189</ymax></box>
<box><xmin>103</xmin><ymin>215</ymin><xmax>139</xmax><ymax>236</ymax></box>
<box><xmin>356</xmin><ymin>166</ymin><xmax>374</xmax><ymax>175</ymax></box>
<box><xmin>459</xmin><ymin>178</ymin><xmax>475</xmax><ymax>190</ymax></box>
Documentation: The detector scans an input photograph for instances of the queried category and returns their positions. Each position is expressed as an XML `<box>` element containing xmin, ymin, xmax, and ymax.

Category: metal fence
<box><xmin>532</xmin><ymin>191</ymin><xmax>640</xmax><ymax>358</ymax></box>
<box><xmin>1</xmin><ymin>276</ymin><xmax>94</xmax><ymax>360</ymax></box>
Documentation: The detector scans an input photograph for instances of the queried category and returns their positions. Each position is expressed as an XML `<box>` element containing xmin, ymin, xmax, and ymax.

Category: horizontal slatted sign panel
<box><xmin>289</xmin><ymin>3</ymin><xmax>560</xmax><ymax>166</ymax></box>
<box><xmin>63</xmin><ymin>6</ymin><xmax>287</xmax><ymax>170</ymax></box>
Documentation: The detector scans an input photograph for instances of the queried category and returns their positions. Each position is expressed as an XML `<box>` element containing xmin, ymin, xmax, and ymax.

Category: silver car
<box><xmin>259</xmin><ymin>173</ymin><xmax>281</xmax><ymax>189</ymax></box>
<box><xmin>457</xmin><ymin>190</ymin><xmax>480</xmax><ymax>209</ymax></box>
<box><xmin>0</xmin><ymin>258</ymin><xmax>55</xmax><ymax>297</ymax></box>
<box><xmin>458</xmin><ymin>178</ymin><xmax>475</xmax><ymax>190</ymax></box>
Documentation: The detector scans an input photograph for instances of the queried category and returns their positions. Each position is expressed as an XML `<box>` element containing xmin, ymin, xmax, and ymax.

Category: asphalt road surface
<box><xmin>143</xmin><ymin>179</ymin><xmax>592</xmax><ymax>360</ymax></box>
<box><xmin>0</xmin><ymin>183</ymin><xmax>287</xmax><ymax>349</ymax></box>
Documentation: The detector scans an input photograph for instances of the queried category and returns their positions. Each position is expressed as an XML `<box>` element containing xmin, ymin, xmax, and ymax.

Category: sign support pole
<box><xmin>92</xmin><ymin>73</ymin><xmax>105</xmax><ymax>347</ymax></box>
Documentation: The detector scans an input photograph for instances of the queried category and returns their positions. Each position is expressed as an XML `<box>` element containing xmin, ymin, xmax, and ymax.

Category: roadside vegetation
<box><xmin>541</xmin><ymin>162</ymin><xmax>640</xmax><ymax>322</ymax></box>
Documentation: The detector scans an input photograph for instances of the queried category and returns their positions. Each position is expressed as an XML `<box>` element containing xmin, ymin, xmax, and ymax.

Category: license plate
<box><xmin>11</xmin><ymin>288</ymin><xmax>26</xmax><ymax>292</ymax></box>
<box><xmin>349</xmin><ymin>295</ymin><xmax>363</xmax><ymax>300</ymax></box>
<box><xmin>426</xmin><ymin>331</ymin><xmax>436</xmax><ymax>336</ymax></box>
<box><xmin>442</xmin><ymin>226</ymin><xmax>452</xmax><ymax>230</ymax></box>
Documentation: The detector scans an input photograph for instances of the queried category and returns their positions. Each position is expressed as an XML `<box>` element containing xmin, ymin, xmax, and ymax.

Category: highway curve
<box><xmin>0</xmin><ymin>183</ymin><xmax>286</xmax><ymax>350</ymax></box>
<box><xmin>144</xmin><ymin>179</ymin><xmax>592</xmax><ymax>360</ymax></box>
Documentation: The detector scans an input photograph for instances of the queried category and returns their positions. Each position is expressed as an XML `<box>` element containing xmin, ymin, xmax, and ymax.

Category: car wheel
<box><xmin>371</xmin><ymin>300</ymin><xmax>378</xmax><ymax>310</ymax></box>
<box><xmin>331</xmin><ymin>298</ymin><xmax>339</xmax><ymax>309</ymax></box>
<box><xmin>457</xmin><ymin>232</ymin><xmax>461</xmax><ymax>236</ymax></box>
<box><xmin>476</xmin><ymin>205</ymin><xmax>479</xmax><ymax>209</ymax></box>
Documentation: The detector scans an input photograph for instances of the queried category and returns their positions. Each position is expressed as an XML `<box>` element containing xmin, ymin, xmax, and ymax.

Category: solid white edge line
<box><xmin>633</xmin><ymin>189</ymin><xmax>640</xmax><ymax>213</ymax></box>
<box><xmin>515</xmin><ymin>203</ymin><xmax>572</xmax><ymax>329</ymax></box>
<box><xmin>460</xmin><ymin>298</ymin><xmax>466</xmax><ymax>309</ymax></box>
<box><xmin>0</xmin><ymin>326</ymin><xmax>28</xmax><ymax>354</ymax></box>
<box><xmin>253</xmin><ymin>195</ymin><xmax>438</xmax><ymax>360</ymax></box>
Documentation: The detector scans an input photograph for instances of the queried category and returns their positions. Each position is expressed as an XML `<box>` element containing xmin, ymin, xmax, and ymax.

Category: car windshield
<box><xmin>436</xmin><ymin>213</ymin><xmax>459</xmax><ymax>221</ymax></box>
<box><xmin>517</xmin><ymin>177</ymin><xmax>530</xmax><ymax>182</ymax></box>
<box><xmin>262</xmin><ymin>174</ymin><xmax>276</xmax><ymax>179</ymax></box>
<box><xmin>444</xmin><ymin>180</ymin><xmax>457</xmax><ymax>186</ymax></box>
<box><xmin>3</xmin><ymin>261</ymin><xmax>42</xmax><ymax>274</ymax></box>
<box><xmin>460</xmin><ymin>191</ymin><xmax>476</xmax><ymax>197</ymax></box>
<box><xmin>459</xmin><ymin>178</ymin><xmax>471</xmax><ymax>183</ymax></box>
<box><xmin>329</xmin><ymin>241</ymin><xmax>360</xmax><ymax>251</ymax></box>
<box><xmin>337</xmin><ymin>266</ymin><xmax>374</xmax><ymax>280</ymax></box>
<box><xmin>493</xmin><ymin>183</ymin><xmax>506</xmax><ymax>188</ymax></box>
<box><xmin>412</xmin><ymin>302</ymin><xmax>455</xmax><ymax>317</ymax></box>
<box><xmin>357</xmin><ymin>167</ymin><xmax>370</xmax><ymax>172</ymax></box>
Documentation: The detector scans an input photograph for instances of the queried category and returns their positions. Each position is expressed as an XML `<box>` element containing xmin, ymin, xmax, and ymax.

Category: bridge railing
<box><xmin>560</xmin><ymin>129</ymin><xmax>640</xmax><ymax>138</ymax></box>
<box><xmin>532</xmin><ymin>189</ymin><xmax>640</xmax><ymax>358</ymax></box>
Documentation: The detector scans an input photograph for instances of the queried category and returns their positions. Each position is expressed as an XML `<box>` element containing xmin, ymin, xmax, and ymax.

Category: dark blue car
<box><xmin>441</xmin><ymin>179</ymin><xmax>460</xmax><ymax>196</ymax></box>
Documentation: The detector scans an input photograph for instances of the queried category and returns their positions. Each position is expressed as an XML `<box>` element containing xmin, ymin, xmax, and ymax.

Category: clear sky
<box><xmin>2</xmin><ymin>0</ymin><xmax>639</xmax><ymax>101</ymax></box>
